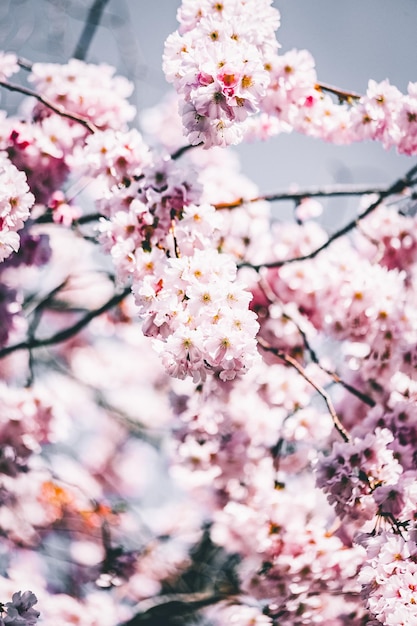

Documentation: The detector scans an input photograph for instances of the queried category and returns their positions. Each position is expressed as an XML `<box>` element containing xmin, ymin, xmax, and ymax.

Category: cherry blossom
<box><xmin>0</xmin><ymin>2</ymin><xmax>417</xmax><ymax>625</ymax></box>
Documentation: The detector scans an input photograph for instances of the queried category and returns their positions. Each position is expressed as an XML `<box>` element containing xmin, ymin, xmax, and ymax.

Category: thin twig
<box><xmin>281</xmin><ymin>313</ymin><xmax>376</xmax><ymax>408</ymax></box>
<box><xmin>171</xmin><ymin>142</ymin><xmax>203</xmax><ymax>161</ymax></box>
<box><xmin>214</xmin><ymin>183</ymin><xmax>390</xmax><ymax>210</ymax></box>
<box><xmin>24</xmin><ymin>279</ymin><xmax>70</xmax><ymax>386</ymax></box>
<box><xmin>242</xmin><ymin>163</ymin><xmax>417</xmax><ymax>271</ymax></box>
<box><xmin>0</xmin><ymin>286</ymin><xmax>131</xmax><ymax>360</ymax></box>
<box><xmin>73</xmin><ymin>0</ymin><xmax>111</xmax><ymax>61</ymax></box>
<box><xmin>258</xmin><ymin>336</ymin><xmax>351</xmax><ymax>442</ymax></box>
<box><xmin>316</xmin><ymin>81</ymin><xmax>362</xmax><ymax>103</ymax></box>
<box><xmin>17</xmin><ymin>57</ymin><xmax>33</xmax><ymax>71</ymax></box>
<box><xmin>255</xmin><ymin>277</ymin><xmax>376</xmax><ymax>408</ymax></box>
<box><xmin>0</xmin><ymin>80</ymin><xmax>97</xmax><ymax>133</ymax></box>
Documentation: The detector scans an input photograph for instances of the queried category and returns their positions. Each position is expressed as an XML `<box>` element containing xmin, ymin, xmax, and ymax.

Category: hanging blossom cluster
<box><xmin>0</xmin><ymin>153</ymin><xmax>34</xmax><ymax>262</ymax></box>
<box><xmin>163</xmin><ymin>0</ymin><xmax>280</xmax><ymax>147</ymax></box>
<box><xmin>83</xmin><ymin>128</ymin><xmax>260</xmax><ymax>381</ymax></box>
<box><xmin>317</xmin><ymin>400</ymin><xmax>417</xmax><ymax>528</ymax></box>
<box><xmin>164</xmin><ymin>2</ymin><xmax>417</xmax><ymax>154</ymax></box>
<box><xmin>261</xmin><ymin>50</ymin><xmax>417</xmax><ymax>154</ymax></box>
<box><xmin>315</xmin><ymin>428</ymin><xmax>403</xmax><ymax>524</ymax></box>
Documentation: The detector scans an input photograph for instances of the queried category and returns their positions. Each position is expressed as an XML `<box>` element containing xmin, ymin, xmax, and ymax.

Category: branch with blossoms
<box><xmin>0</xmin><ymin>79</ymin><xmax>97</xmax><ymax>134</ymax></box>
<box><xmin>279</xmin><ymin>310</ymin><xmax>377</xmax><ymax>408</ymax></box>
<box><xmin>240</xmin><ymin>161</ymin><xmax>417</xmax><ymax>271</ymax></box>
<box><xmin>2</xmin><ymin>1</ymin><xmax>417</xmax><ymax>625</ymax></box>
<box><xmin>255</xmin><ymin>276</ymin><xmax>377</xmax><ymax>411</ymax></box>
<box><xmin>214</xmin><ymin>182</ymin><xmax>389</xmax><ymax>210</ymax></box>
<box><xmin>257</xmin><ymin>336</ymin><xmax>351</xmax><ymax>442</ymax></box>
<box><xmin>316</xmin><ymin>81</ymin><xmax>362</xmax><ymax>104</ymax></box>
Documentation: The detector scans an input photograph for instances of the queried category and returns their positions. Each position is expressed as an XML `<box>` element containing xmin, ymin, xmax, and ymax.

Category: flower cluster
<box><xmin>0</xmin><ymin>591</ymin><xmax>39</xmax><ymax>626</ymax></box>
<box><xmin>315</xmin><ymin>428</ymin><xmax>402</xmax><ymax>524</ymax></box>
<box><xmin>28</xmin><ymin>59</ymin><xmax>135</xmax><ymax>130</ymax></box>
<box><xmin>165</xmin><ymin>3</ymin><xmax>417</xmax><ymax>156</ymax></box>
<box><xmin>358</xmin><ymin>530</ymin><xmax>417</xmax><ymax>626</ymax></box>
<box><xmin>114</xmin><ymin>200</ymin><xmax>260</xmax><ymax>382</ymax></box>
<box><xmin>163</xmin><ymin>0</ymin><xmax>279</xmax><ymax>146</ymax></box>
<box><xmin>80</xmin><ymin>126</ymin><xmax>261</xmax><ymax>382</ymax></box>
<box><xmin>0</xmin><ymin>152</ymin><xmax>34</xmax><ymax>262</ymax></box>
<box><xmin>262</xmin><ymin>50</ymin><xmax>417</xmax><ymax>154</ymax></box>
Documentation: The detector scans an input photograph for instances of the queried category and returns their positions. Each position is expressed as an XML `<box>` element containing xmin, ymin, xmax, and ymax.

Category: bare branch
<box><xmin>171</xmin><ymin>142</ymin><xmax>203</xmax><ymax>160</ymax></box>
<box><xmin>73</xmin><ymin>0</ymin><xmax>111</xmax><ymax>61</ymax></box>
<box><xmin>0</xmin><ymin>286</ymin><xmax>131</xmax><ymax>360</ymax></box>
<box><xmin>258</xmin><ymin>336</ymin><xmax>351</xmax><ymax>442</ymax></box>
<box><xmin>316</xmin><ymin>81</ymin><xmax>362</xmax><ymax>103</ymax></box>
<box><xmin>121</xmin><ymin>591</ymin><xmax>231</xmax><ymax>626</ymax></box>
<box><xmin>255</xmin><ymin>277</ymin><xmax>376</xmax><ymax>409</ymax></box>
<box><xmin>281</xmin><ymin>313</ymin><xmax>376</xmax><ymax>408</ymax></box>
<box><xmin>24</xmin><ymin>279</ymin><xmax>70</xmax><ymax>386</ymax></box>
<box><xmin>0</xmin><ymin>80</ymin><xmax>97</xmax><ymax>134</ymax></box>
<box><xmin>242</xmin><ymin>163</ymin><xmax>417</xmax><ymax>271</ymax></box>
<box><xmin>214</xmin><ymin>183</ymin><xmax>388</xmax><ymax>210</ymax></box>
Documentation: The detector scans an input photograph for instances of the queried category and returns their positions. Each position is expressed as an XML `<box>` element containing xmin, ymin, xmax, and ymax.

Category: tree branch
<box><xmin>0</xmin><ymin>80</ymin><xmax>97</xmax><ymax>134</ymax></box>
<box><xmin>121</xmin><ymin>592</ymin><xmax>230</xmax><ymax>625</ymax></box>
<box><xmin>170</xmin><ymin>142</ymin><xmax>203</xmax><ymax>161</ymax></box>
<box><xmin>214</xmin><ymin>183</ymin><xmax>388</xmax><ymax>210</ymax></box>
<box><xmin>242</xmin><ymin>163</ymin><xmax>417</xmax><ymax>271</ymax></box>
<box><xmin>316</xmin><ymin>81</ymin><xmax>362</xmax><ymax>103</ymax></box>
<box><xmin>24</xmin><ymin>279</ymin><xmax>70</xmax><ymax>386</ymax></box>
<box><xmin>281</xmin><ymin>312</ymin><xmax>376</xmax><ymax>408</ymax></box>
<box><xmin>258</xmin><ymin>336</ymin><xmax>351</xmax><ymax>442</ymax></box>
<box><xmin>73</xmin><ymin>0</ymin><xmax>111</xmax><ymax>61</ymax></box>
<box><xmin>0</xmin><ymin>286</ymin><xmax>131</xmax><ymax>360</ymax></box>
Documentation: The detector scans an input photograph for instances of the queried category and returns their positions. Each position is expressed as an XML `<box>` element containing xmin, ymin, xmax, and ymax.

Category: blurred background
<box><xmin>2</xmin><ymin>0</ymin><xmax>417</xmax><ymax>206</ymax></box>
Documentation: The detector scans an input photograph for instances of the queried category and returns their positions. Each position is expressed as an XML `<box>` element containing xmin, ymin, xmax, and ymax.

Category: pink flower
<box><xmin>0</xmin><ymin>52</ymin><xmax>19</xmax><ymax>81</ymax></box>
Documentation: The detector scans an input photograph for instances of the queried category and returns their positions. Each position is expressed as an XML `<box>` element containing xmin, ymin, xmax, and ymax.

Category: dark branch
<box><xmin>0</xmin><ymin>80</ymin><xmax>97</xmax><ymax>134</ymax></box>
<box><xmin>75</xmin><ymin>212</ymin><xmax>105</xmax><ymax>225</ymax></box>
<box><xmin>214</xmin><ymin>183</ymin><xmax>388</xmax><ymax>210</ymax></box>
<box><xmin>0</xmin><ymin>286</ymin><xmax>131</xmax><ymax>360</ymax></box>
<box><xmin>258</xmin><ymin>337</ymin><xmax>350</xmax><ymax>442</ymax></box>
<box><xmin>281</xmin><ymin>313</ymin><xmax>376</xmax><ymax>408</ymax></box>
<box><xmin>121</xmin><ymin>592</ymin><xmax>229</xmax><ymax>625</ymax></box>
<box><xmin>24</xmin><ymin>280</ymin><xmax>69</xmax><ymax>387</ymax></box>
<box><xmin>73</xmin><ymin>0</ymin><xmax>111</xmax><ymax>61</ymax></box>
<box><xmin>316</xmin><ymin>81</ymin><xmax>362</xmax><ymax>103</ymax></box>
<box><xmin>34</xmin><ymin>210</ymin><xmax>104</xmax><ymax>226</ymax></box>
<box><xmin>242</xmin><ymin>163</ymin><xmax>417</xmax><ymax>271</ymax></box>
<box><xmin>170</xmin><ymin>142</ymin><xmax>203</xmax><ymax>161</ymax></box>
